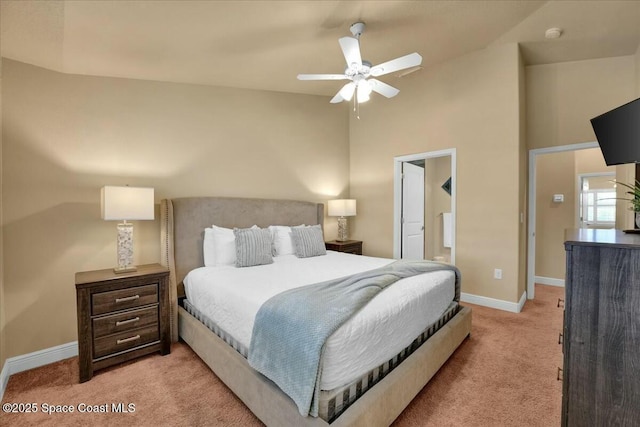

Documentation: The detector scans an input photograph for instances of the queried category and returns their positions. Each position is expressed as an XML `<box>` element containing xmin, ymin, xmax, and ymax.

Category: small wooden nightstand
<box><xmin>75</xmin><ymin>263</ymin><xmax>170</xmax><ymax>382</ymax></box>
<box><xmin>325</xmin><ymin>240</ymin><xmax>363</xmax><ymax>255</ymax></box>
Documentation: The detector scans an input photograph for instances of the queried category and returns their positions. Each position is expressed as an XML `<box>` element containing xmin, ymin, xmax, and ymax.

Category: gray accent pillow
<box><xmin>291</xmin><ymin>224</ymin><xmax>327</xmax><ymax>258</ymax></box>
<box><xmin>234</xmin><ymin>227</ymin><xmax>274</xmax><ymax>267</ymax></box>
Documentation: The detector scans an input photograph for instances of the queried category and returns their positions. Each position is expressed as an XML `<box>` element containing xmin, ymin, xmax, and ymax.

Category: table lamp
<box><xmin>328</xmin><ymin>199</ymin><xmax>356</xmax><ymax>242</ymax></box>
<box><xmin>101</xmin><ymin>186</ymin><xmax>155</xmax><ymax>273</ymax></box>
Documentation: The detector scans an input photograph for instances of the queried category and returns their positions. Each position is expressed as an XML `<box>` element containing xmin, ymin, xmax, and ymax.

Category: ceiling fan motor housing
<box><xmin>350</xmin><ymin>22</ymin><xmax>365</xmax><ymax>38</ymax></box>
<box><xmin>345</xmin><ymin>60</ymin><xmax>372</xmax><ymax>78</ymax></box>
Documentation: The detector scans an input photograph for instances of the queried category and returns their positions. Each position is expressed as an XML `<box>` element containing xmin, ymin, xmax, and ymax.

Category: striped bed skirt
<box><xmin>183</xmin><ymin>299</ymin><xmax>460</xmax><ymax>423</ymax></box>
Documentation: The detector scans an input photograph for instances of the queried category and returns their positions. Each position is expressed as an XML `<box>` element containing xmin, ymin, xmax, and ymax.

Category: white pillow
<box><xmin>203</xmin><ymin>227</ymin><xmax>216</xmax><ymax>267</ymax></box>
<box><xmin>268</xmin><ymin>225</ymin><xmax>305</xmax><ymax>256</ymax></box>
<box><xmin>204</xmin><ymin>224</ymin><xmax>258</xmax><ymax>266</ymax></box>
<box><xmin>211</xmin><ymin>225</ymin><xmax>237</xmax><ymax>265</ymax></box>
<box><xmin>269</xmin><ymin>225</ymin><xmax>292</xmax><ymax>256</ymax></box>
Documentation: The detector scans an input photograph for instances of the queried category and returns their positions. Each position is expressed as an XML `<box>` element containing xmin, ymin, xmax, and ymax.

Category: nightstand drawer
<box><xmin>325</xmin><ymin>240</ymin><xmax>363</xmax><ymax>255</ymax></box>
<box><xmin>92</xmin><ymin>284</ymin><xmax>158</xmax><ymax>315</ymax></box>
<box><xmin>93</xmin><ymin>324</ymin><xmax>159</xmax><ymax>359</ymax></box>
<box><xmin>92</xmin><ymin>306</ymin><xmax>158</xmax><ymax>339</ymax></box>
<box><xmin>340</xmin><ymin>246</ymin><xmax>361</xmax><ymax>255</ymax></box>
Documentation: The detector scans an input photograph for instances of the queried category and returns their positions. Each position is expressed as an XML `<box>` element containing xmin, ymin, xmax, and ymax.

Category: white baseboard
<box><xmin>0</xmin><ymin>341</ymin><xmax>78</xmax><ymax>401</ymax></box>
<box><xmin>535</xmin><ymin>276</ymin><xmax>565</xmax><ymax>287</ymax></box>
<box><xmin>0</xmin><ymin>360</ymin><xmax>9</xmax><ymax>402</ymax></box>
<box><xmin>461</xmin><ymin>291</ymin><xmax>527</xmax><ymax>313</ymax></box>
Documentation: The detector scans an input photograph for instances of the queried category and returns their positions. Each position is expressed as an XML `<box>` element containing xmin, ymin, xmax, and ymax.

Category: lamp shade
<box><xmin>328</xmin><ymin>199</ymin><xmax>356</xmax><ymax>217</ymax></box>
<box><xmin>101</xmin><ymin>186</ymin><xmax>155</xmax><ymax>220</ymax></box>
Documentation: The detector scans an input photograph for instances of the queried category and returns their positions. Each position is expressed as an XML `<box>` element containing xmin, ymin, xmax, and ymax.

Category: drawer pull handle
<box><xmin>558</xmin><ymin>332</ymin><xmax>564</xmax><ymax>345</ymax></box>
<box><xmin>557</xmin><ymin>298</ymin><xmax>564</xmax><ymax>308</ymax></box>
<box><xmin>115</xmin><ymin>317</ymin><xmax>140</xmax><ymax>327</ymax></box>
<box><xmin>116</xmin><ymin>335</ymin><xmax>141</xmax><ymax>345</ymax></box>
<box><xmin>115</xmin><ymin>295</ymin><xmax>140</xmax><ymax>303</ymax></box>
<box><xmin>557</xmin><ymin>367</ymin><xmax>563</xmax><ymax>381</ymax></box>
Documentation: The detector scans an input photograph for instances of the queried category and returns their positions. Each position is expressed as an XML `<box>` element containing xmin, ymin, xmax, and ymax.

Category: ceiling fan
<box><xmin>297</xmin><ymin>22</ymin><xmax>422</xmax><ymax>109</ymax></box>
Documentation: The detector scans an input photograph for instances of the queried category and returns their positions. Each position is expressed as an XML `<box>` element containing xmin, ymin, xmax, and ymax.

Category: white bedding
<box><xmin>183</xmin><ymin>251</ymin><xmax>455</xmax><ymax>390</ymax></box>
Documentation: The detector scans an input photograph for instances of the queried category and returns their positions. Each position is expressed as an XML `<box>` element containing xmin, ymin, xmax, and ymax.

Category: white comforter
<box><xmin>184</xmin><ymin>251</ymin><xmax>455</xmax><ymax>390</ymax></box>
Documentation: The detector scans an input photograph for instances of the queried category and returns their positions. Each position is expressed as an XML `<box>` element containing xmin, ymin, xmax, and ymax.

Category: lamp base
<box><xmin>116</xmin><ymin>222</ymin><xmax>136</xmax><ymax>273</ymax></box>
<box><xmin>336</xmin><ymin>217</ymin><xmax>349</xmax><ymax>242</ymax></box>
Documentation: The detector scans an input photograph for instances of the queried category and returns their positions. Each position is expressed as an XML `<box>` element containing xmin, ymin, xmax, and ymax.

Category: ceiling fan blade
<box><xmin>330</xmin><ymin>92</ymin><xmax>344</xmax><ymax>104</ymax></box>
<box><xmin>297</xmin><ymin>74</ymin><xmax>348</xmax><ymax>81</ymax></box>
<box><xmin>338</xmin><ymin>36</ymin><xmax>362</xmax><ymax>67</ymax></box>
<box><xmin>330</xmin><ymin>82</ymin><xmax>355</xmax><ymax>103</ymax></box>
<box><xmin>368</xmin><ymin>79</ymin><xmax>400</xmax><ymax>98</ymax></box>
<box><xmin>370</xmin><ymin>52</ymin><xmax>423</xmax><ymax>77</ymax></box>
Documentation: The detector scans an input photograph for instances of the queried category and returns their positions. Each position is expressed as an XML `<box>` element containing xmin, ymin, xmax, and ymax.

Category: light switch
<box><xmin>553</xmin><ymin>194</ymin><xmax>564</xmax><ymax>203</ymax></box>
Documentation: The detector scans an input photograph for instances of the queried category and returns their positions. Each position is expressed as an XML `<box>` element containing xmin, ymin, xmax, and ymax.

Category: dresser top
<box><xmin>565</xmin><ymin>229</ymin><xmax>640</xmax><ymax>249</ymax></box>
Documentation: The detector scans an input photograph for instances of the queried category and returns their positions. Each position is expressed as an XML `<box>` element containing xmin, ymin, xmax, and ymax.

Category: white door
<box><xmin>401</xmin><ymin>162</ymin><xmax>425</xmax><ymax>259</ymax></box>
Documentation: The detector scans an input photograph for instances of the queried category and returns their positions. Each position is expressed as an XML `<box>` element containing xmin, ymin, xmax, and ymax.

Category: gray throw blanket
<box><xmin>247</xmin><ymin>260</ymin><xmax>461</xmax><ymax>417</ymax></box>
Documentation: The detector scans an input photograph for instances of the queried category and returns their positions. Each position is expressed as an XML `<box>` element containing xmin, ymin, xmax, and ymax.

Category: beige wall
<box><xmin>575</xmin><ymin>147</ymin><xmax>615</xmax><ymax>178</ymax></box>
<box><xmin>637</xmin><ymin>43</ymin><xmax>640</xmax><ymax>94</ymax></box>
<box><xmin>535</xmin><ymin>148</ymin><xmax>612</xmax><ymax>280</ymax></box>
<box><xmin>350</xmin><ymin>43</ymin><xmax>523</xmax><ymax>303</ymax></box>
<box><xmin>517</xmin><ymin>48</ymin><xmax>527</xmax><ymax>300</ymax></box>
<box><xmin>0</xmin><ymin>55</ymin><xmax>5</xmax><ymax>370</ymax></box>
<box><xmin>527</xmin><ymin>55</ymin><xmax>638</xmax><ymax>279</ymax></box>
<box><xmin>535</xmin><ymin>152</ymin><xmax>575</xmax><ymax>280</ymax></box>
<box><xmin>615</xmin><ymin>44</ymin><xmax>639</xmax><ymax>228</ymax></box>
<box><xmin>616</xmin><ymin>163</ymin><xmax>637</xmax><ymax>229</ymax></box>
<box><xmin>2</xmin><ymin>59</ymin><xmax>349</xmax><ymax>358</ymax></box>
<box><xmin>526</xmin><ymin>56</ymin><xmax>636</xmax><ymax>150</ymax></box>
<box><xmin>630</xmin><ymin>47</ymin><xmax>639</xmax><ymax>226</ymax></box>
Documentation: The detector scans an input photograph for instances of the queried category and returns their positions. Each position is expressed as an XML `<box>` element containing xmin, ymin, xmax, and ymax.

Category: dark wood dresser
<box><xmin>75</xmin><ymin>263</ymin><xmax>170</xmax><ymax>382</ymax></box>
<box><xmin>562</xmin><ymin>229</ymin><xmax>640</xmax><ymax>426</ymax></box>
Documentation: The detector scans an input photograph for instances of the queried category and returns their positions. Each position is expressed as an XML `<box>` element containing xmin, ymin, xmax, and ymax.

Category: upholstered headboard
<box><xmin>160</xmin><ymin>197</ymin><xmax>324</xmax><ymax>341</ymax></box>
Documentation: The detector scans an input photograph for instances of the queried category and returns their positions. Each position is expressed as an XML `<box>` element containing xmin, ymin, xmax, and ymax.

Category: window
<box><xmin>581</xmin><ymin>189</ymin><xmax>616</xmax><ymax>227</ymax></box>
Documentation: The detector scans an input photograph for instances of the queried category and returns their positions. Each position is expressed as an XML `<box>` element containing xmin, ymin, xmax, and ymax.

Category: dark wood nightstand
<box><xmin>325</xmin><ymin>240</ymin><xmax>363</xmax><ymax>255</ymax></box>
<box><xmin>75</xmin><ymin>263</ymin><xmax>170</xmax><ymax>382</ymax></box>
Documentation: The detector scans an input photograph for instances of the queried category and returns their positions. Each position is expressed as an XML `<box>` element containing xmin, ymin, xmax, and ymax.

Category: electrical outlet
<box><xmin>494</xmin><ymin>269</ymin><xmax>502</xmax><ymax>279</ymax></box>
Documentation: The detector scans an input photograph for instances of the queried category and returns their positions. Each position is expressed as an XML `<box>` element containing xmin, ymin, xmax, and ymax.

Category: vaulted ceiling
<box><xmin>2</xmin><ymin>1</ymin><xmax>639</xmax><ymax>97</ymax></box>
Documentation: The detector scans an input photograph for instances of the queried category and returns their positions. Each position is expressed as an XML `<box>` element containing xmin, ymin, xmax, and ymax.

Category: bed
<box><xmin>160</xmin><ymin>197</ymin><xmax>471</xmax><ymax>427</ymax></box>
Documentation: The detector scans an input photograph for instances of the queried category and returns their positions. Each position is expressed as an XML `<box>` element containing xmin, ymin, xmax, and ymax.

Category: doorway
<box><xmin>527</xmin><ymin>141</ymin><xmax>600</xmax><ymax>299</ymax></box>
<box><xmin>393</xmin><ymin>149</ymin><xmax>456</xmax><ymax>263</ymax></box>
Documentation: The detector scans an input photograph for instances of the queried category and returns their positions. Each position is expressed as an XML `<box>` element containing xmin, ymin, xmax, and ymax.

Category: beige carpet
<box><xmin>1</xmin><ymin>284</ymin><xmax>563</xmax><ymax>427</ymax></box>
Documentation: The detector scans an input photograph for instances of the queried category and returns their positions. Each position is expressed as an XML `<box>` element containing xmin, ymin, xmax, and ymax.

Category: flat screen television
<box><xmin>590</xmin><ymin>97</ymin><xmax>640</xmax><ymax>166</ymax></box>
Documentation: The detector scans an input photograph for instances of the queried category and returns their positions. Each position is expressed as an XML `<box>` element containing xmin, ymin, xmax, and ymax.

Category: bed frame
<box><xmin>160</xmin><ymin>197</ymin><xmax>472</xmax><ymax>427</ymax></box>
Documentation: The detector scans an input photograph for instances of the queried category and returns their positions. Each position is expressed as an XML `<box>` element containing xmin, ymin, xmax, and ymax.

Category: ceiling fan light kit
<box><xmin>297</xmin><ymin>22</ymin><xmax>422</xmax><ymax>118</ymax></box>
